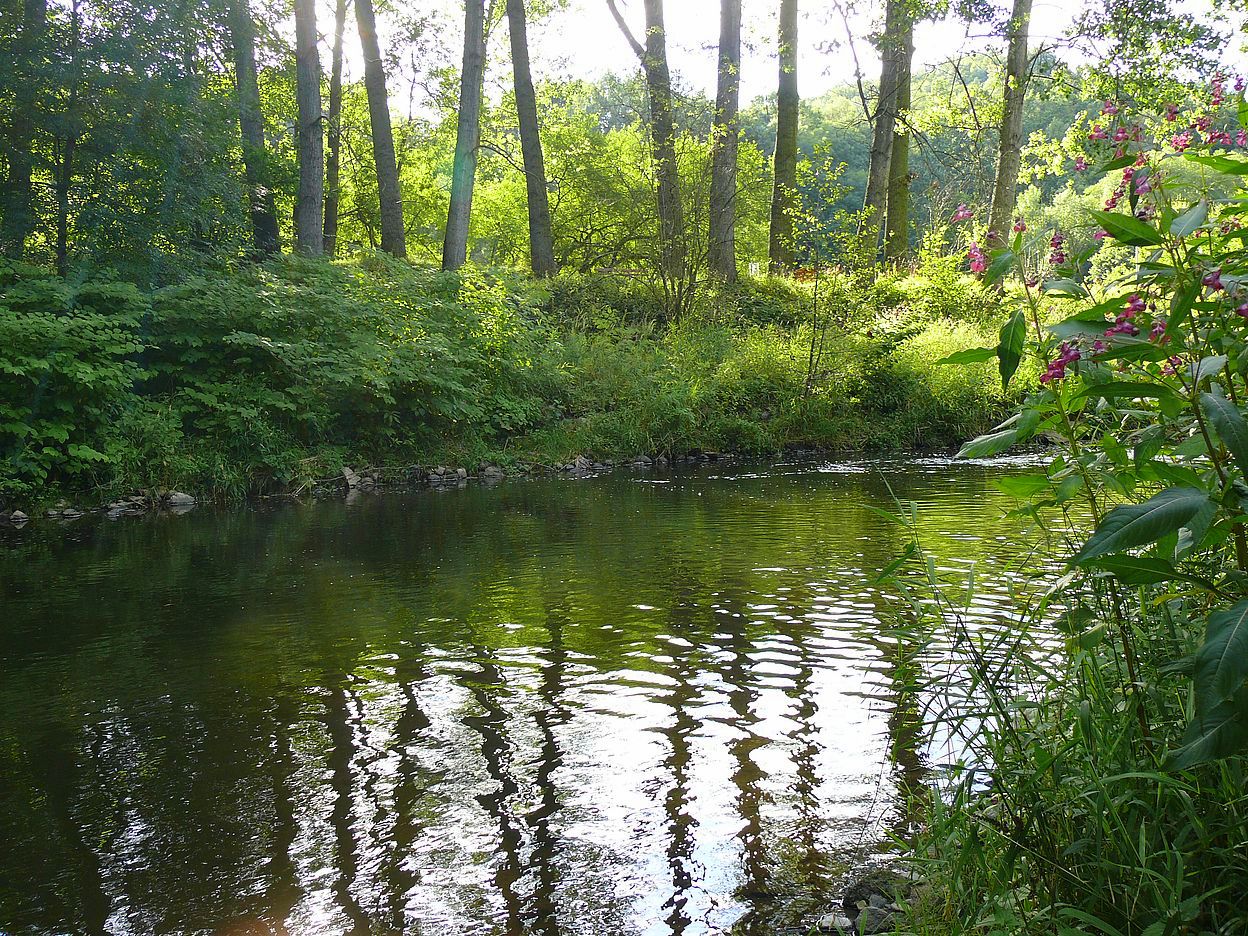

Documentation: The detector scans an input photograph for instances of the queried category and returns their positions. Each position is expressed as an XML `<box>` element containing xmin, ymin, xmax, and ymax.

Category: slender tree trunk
<box><xmin>356</xmin><ymin>0</ymin><xmax>406</xmax><ymax>258</ymax></box>
<box><xmin>443</xmin><ymin>0</ymin><xmax>485</xmax><ymax>271</ymax></box>
<box><xmin>708</xmin><ymin>0</ymin><xmax>741</xmax><ymax>282</ymax></box>
<box><xmin>324</xmin><ymin>0</ymin><xmax>347</xmax><ymax>257</ymax></box>
<box><xmin>2</xmin><ymin>0</ymin><xmax>47</xmax><ymax>259</ymax></box>
<box><xmin>228</xmin><ymin>0</ymin><xmax>280</xmax><ymax>256</ymax></box>
<box><xmin>607</xmin><ymin>0</ymin><xmax>685</xmax><ymax>278</ymax></box>
<box><xmin>294</xmin><ymin>0</ymin><xmax>324</xmax><ymax>255</ymax></box>
<box><xmin>883</xmin><ymin>16</ymin><xmax>912</xmax><ymax>263</ymax></box>
<box><xmin>987</xmin><ymin>0</ymin><xmax>1033</xmax><ymax>248</ymax></box>
<box><xmin>862</xmin><ymin>0</ymin><xmax>903</xmax><ymax>252</ymax></box>
<box><xmin>768</xmin><ymin>0</ymin><xmax>799</xmax><ymax>275</ymax></box>
<box><xmin>506</xmin><ymin>0</ymin><xmax>556</xmax><ymax>277</ymax></box>
<box><xmin>54</xmin><ymin>0</ymin><xmax>80</xmax><ymax>276</ymax></box>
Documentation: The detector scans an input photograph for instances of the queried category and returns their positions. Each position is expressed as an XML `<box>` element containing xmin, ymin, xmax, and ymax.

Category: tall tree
<box><xmin>862</xmin><ymin>0</ymin><xmax>903</xmax><ymax>252</ymax></box>
<box><xmin>1</xmin><ymin>0</ymin><xmax>47</xmax><ymax>259</ymax></box>
<box><xmin>607</xmin><ymin>0</ymin><xmax>685</xmax><ymax>278</ymax></box>
<box><xmin>708</xmin><ymin>0</ymin><xmax>741</xmax><ymax>282</ymax></box>
<box><xmin>443</xmin><ymin>0</ymin><xmax>486</xmax><ymax>271</ymax></box>
<box><xmin>883</xmin><ymin>11</ymin><xmax>913</xmax><ymax>262</ymax></box>
<box><xmin>324</xmin><ymin>0</ymin><xmax>348</xmax><ymax>257</ymax></box>
<box><xmin>356</xmin><ymin>0</ymin><xmax>406</xmax><ymax>257</ymax></box>
<box><xmin>987</xmin><ymin>0</ymin><xmax>1033</xmax><ymax>248</ymax></box>
<box><xmin>506</xmin><ymin>0</ymin><xmax>557</xmax><ymax>277</ymax></box>
<box><xmin>228</xmin><ymin>0</ymin><xmax>280</xmax><ymax>257</ymax></box>
<box><xmin>768</xmin><ymin>0</ymin><xmax>799</xmax><ymax>274</ymax></box>
<box><xmin>293</xmin><ymin>0</ymin><xmax>324</xmax><ymax>255</ymax></box>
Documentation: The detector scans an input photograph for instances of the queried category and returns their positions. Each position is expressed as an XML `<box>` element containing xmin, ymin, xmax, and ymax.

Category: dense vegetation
<box><xmin>5</xmin><ymin>0</ymin><xmax>1248</xmax><ymax>933</ymax></box>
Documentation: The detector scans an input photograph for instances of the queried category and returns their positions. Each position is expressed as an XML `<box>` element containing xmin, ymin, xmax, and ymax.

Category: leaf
<box><xmin>984</xmin><ymin>249</ymin><xmax>1017</xmax><ymax>287</ymax></box>
<box><xmin>956</xmin><ymin>428</ymin><xmax>1020</xmax><ymax>459</ymax></box>
<box><xmin>1168</xmin><ymin>277</ymin><xmax>1200</xmax><ymax>335</ymax></box>
<box><xmin>1072</xmin><ymin>488</ymin><xmax>1215</xmax><ymax>565</ymax></box>
<box><xmin>1190</xmin><ymin>355</ymin><xmax>1229</xmax><ymax>386</ymax></box>
<box><xmin>1170</xmin><ymin>200</ymin><xmax>1208</xmax><ymax>238</ymax></box>
<box><xmin>1192</xmin><ymin>600</ymin><xmax>1248</xmax><ymax>711</ymax></box>
<box><xmin>1186</xmin><ymin>153</ymin><xmax>1248</xmax><ymax>175</ymax></box>
<box><xmin>935</xmin><ymin>347</ymin><xmax>997</xmax><ymax>366</ymax></box>
<box><xmin>1201</xmin><ymin>392</ymin><xmax>1248</xmax><ymax>474</ymax></box>
<box><xmin>1169</xmin><ymin>688</ymin><xmax>1248</xmax><ymax>768</ymax></box>
<box><xmin>1043</xmin><ymin>279</ymin><xmax>1090</xmax><ymax>299</ymax></box>
<box><xmin>1073</xmin><ymin>381</ymin><xmax>1180</xmax><ymax>402</ymax></box>
<box><xmin>995</xmin><ymin>474</ymin><xmax>1050</xmax><ymax>497</ymax></box>
<box><xmin>1083</xmin><ymin>554</ymin><xmax>1180</xmax><ymax>585</ymax></box>
<box><xmin>1088</xmin><ymin>209</ymin><xmax>1165</xmax><ymax>247</ymax></box>
<box><xmin>997</xmin><ymin>308</ymin><xmax>1027</xmax><ymax>390</ymax></box>
<box><xmin>874</xmin><ymin>543</ymin><xmax>918</xmax><ymax>584</ymax></box>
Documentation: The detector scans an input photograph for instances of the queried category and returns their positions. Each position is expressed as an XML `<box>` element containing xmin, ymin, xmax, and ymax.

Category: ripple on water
<box><xmin>0</xmin><ymin>457</ymin><xmax>1051</xmax><ymax>936</ymax></box>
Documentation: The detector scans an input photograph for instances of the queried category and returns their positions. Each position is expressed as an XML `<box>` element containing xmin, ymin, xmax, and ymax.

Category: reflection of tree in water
<box><xmin>384</xmin><ymin>648</ymin><xmax>433</xmax><ymax>931</ymax></box>
<box><xmin>523</xmin><ymin>592</ymin><xmax>572</xmax><ymax>936</ymax></box>
<box><xmin>460</xmin><ymin>647</ymin><xmax>528</xmax><ymax>933</ymax></box>
<box><xmin>324</xmin><ymin>677</ymin><xmax>373</xmax><ymax>934</ymax></box>
<box><xmin>658</xmin><ymin>560</ymin><xmax>706</xmax><ymax>936</ymax></box>
<box><xmin>258</xmin><ymin>691</ymin><xmax>301</xmax><ymax>935</ymax></box>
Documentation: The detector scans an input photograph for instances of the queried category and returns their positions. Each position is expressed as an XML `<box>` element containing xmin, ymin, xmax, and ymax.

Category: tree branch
<box><xmin>605</xmin><ymin>0</ymin><xmax>644</xmax><ymax>60</ymax></box>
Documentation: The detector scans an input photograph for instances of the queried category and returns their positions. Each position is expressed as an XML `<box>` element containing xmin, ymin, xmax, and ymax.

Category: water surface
<box><xmin>0</xmin><ymin>458</ymin><xmax>1035</xmax><ymax>936</ymax></box>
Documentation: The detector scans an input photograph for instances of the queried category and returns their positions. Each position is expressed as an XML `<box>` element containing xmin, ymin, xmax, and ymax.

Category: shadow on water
<box><xmin>0</xmin><ymin>458</ymin><xmax>1035</xmax><ymax>935</ymax></box>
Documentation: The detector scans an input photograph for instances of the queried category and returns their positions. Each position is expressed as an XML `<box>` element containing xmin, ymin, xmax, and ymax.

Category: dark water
<box><xmin>0</xmin><ymin>458</ymin><xmax>1035</xmax><ymax>936</ymax></box>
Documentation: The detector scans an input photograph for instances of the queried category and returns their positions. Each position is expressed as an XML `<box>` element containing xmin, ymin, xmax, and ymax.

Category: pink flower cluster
<box><xmin>967</xmin><ymin>241</ymin><xmax>987</xmax><ymax>274</ymax></box>
<box><xmin>952</xmin><ymin>204</ymin><xmax>974</xmax><ymax>223</ymax></box>
<box><xmin>1203</xmin><ymin>269</ymin><xmax>1224</xmax><ymax>291</ymax></box>
<box><xmin>1105</xmin><ymin>295</ymin><xmax>1143</xmax><ymax>338</ymax></box>
<box><xmin>1040</xmin><ymin>342</ymin><xmax>1081</xmax><ymax>384</ymax></box>
<box><xmin>1049</xmin><ymin>231</ymin><xmax>1067</xmax><ymax>266</ymax></box>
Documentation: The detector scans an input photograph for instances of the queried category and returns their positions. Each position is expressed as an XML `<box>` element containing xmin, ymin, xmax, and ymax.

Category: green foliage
<box><xmin>915</xmin><ymin>87</ymin><xmax>1248</xmax><ymax>936</ymax></box>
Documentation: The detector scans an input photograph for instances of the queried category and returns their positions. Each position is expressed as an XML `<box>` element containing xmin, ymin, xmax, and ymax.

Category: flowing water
<box><xmin>0</xmin><ymin>458</ymin><xmax>1040</xmax><ymax>936</ymax></box>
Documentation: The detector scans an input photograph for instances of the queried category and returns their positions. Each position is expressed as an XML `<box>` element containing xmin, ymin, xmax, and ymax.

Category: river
<box><xmin>0</xmin><ymin>457</ymin><xmax>1041</xmax><ymax>936</ymax></box>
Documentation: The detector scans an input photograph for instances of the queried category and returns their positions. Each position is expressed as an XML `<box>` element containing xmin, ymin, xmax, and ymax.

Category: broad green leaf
<box><xmin>1168</xmin><ymin>277</ymin><xmax>1200</xmax><ymax>335</ymax></box>
<box><xmin>1073</xmin><ymin>381</ymin><xmax>1180</xmax><ymax>402</ymax></box>
<box><xmin>997</xmin><ymin>308</ymin><xmax>1027</xmax><ymax>389</ymax></box>
<box><xmin>1170</xmin><ymin>200</ymin><xmax>1208</xmax><ymax>238</ymax></box>
<box><xmin>984</xmin><ymin>249</ymin><xmax>1016</xmax><ymax>287</ymax></box>
<box><xmin>1043</xmin><ymin>279</ymin><xmax>1090</xmax><ymax>299</ymax></box>
<box><xmin>1186</xmin><ymin>153</ymin><xmax>1248</xmax><ymax>175</ymax></box>
<box><xmin>1088</xmin><ymin>209</ymin><xmax>1165</xmax><ymax>247</ymax></box>
<box><xmin>1201</xmin><ymin>392</ymin><xmax>1248</xmax><ymax>473</ymax></box>
<box><xmin>1193</xmin><ymin>600</ymin><xmax>1248</xmax><ymax>711</ymax></box>
<box><xmin>1083</xmin><ymin>554</ymin><xmax>1179</xmax><ymax>585</ymax></box>
<box><xmin>935</xmin><ymin>347</ymin><xmax>997</xmax><ymax>366</ymax></box>
<box><xmin>1190</xmin><ymin>355</ymin><xmax>1229</xmax><ymax>386</ymax></box>
<box><xmin>1072</xmin><ymin>488</ymin><xmax>1215</xmax><ymax>565</ymax></box>
<box><xmin>956</xmin><ymin>428</ymin><xmax>1020</xmax><ymax>459</ymax></box>
<box><xmin>1169</xmin><ymin>688</ymin><xmax>1248</xmax><ymax>768</ymax></box>
<box><xmin>995</xmin><ymin>474</ymin><xmax>1050</xmax><ymax>497</ymax></box>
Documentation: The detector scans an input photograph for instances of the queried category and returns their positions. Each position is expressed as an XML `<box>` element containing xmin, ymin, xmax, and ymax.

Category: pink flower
<box><xmin>1239</xmin><ymin>129</ymin><xmax>1248</xmax><ymax>148</ymax></box>
<box><xmin>1075</xmin><ymin>156</ymin><xmax>1089</xmax><ymax>171</ymax></box>
<box><xmin>967</xmin><ymin>241</ymin><xmax>987</xmax><ymax>274</ymax></box>
<box><xmin>1094</xmin><ymin>230</ymin><xmax>1108</xmax><ymax>242</ymax></box>
<box><xmin>1041</xmin><ymin>341</ymin><xmax>1082</xmax><ymax>383</ymax></box>
<box><xmin>952</xmin><ymin>203</ymin><xmax>974</xmax><ymax>223</ymax></box>
<box><xmin>1013</xmin><ymin>218</ymin><xmax>1027</xmax><ymax>233</ymax></box>
<box><xmin>1113</xmin><ymin>126</ymin><xmax>1130</xmax><ymax>143</ymax></box>
<box><xmin>1172</xmin><ymin>131</ymin><xmax>1193</xmax><ymax>152</ymax></box>
<box><xmin>1165</xmin><ymin>103</ymin><xmax>1179</xmax><ymax>122</ymax></box>
<box><xmin>1089</xmin><ymin>125</ymin><xmax>1108</xmax><ymax>142</ymax></box>
<box><xmin>1101</xmin><ymin>100</ymin><xmax>1119</xmax><ymax>116</ymax></box>
<box><xmin>1237</xmin><ymin>303</ymin><xmax>1248</xmax><ymax>319</ymax></box>
<box><xmin>1203</xmin><ymin>269</ymin><xmax>1224</xmax><ymax>291</ymax></box>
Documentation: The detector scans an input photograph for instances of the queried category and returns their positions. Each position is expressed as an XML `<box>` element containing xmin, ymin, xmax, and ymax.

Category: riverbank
<box><xmin>0</xmin><ymin>253</ymin><xmax>1009</xmax><ymax>515</ymax></box>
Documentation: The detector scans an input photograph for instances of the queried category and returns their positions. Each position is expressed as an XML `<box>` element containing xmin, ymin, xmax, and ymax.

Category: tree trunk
<box><xmin>294</xmin><ymin>0</ymin><xmax>324</xmax><ymax>255</ymax></box>
<box><xmin>861</xmin><ymin>0</ymin><xmax>903</xmax><ymax>252</ymax></box>
<box><xmin>607</xmin><ymin>0</ymin><xmax>685</xmax><ymax>279</ymax></box>
<box><xmin>506</xmin><ymin>0</ymin><xmax>556</xmax><ymax>277</ymax></box>
<box><xmin>356</xmin><ymin>0</ymin><xmax>406</xmax><ymax>258</ymax></box>
<box><xmin>987</xmin><ymin>0</ymin><xmax>1033</xmax><ymax>248</ymax></box>
<box><xmin>54</xmin><ymin>0</ymin><xmax>80</xmax><ymax>276</ymax></box>
<box><xmin>443</xmin><ymin>0</ymin><xmax>485</xmax><ymax>271</ymax></box>
<box><xmin>768</xmin><ymin>0</ymin><xmax>799</xmax><ymax>275</ymax></box>
<box><xmin>2</xmin><ymin>0</ymin><xmax>46</xmax><ymax>259</ymax></box>
<box><xmin>708</xmin><ymin>0</ymin><xmax>741</xmax><ymax>282</ymax></box>
<box><xmin>228</xmin><ymin>0</ymin><xmax>280</xmax><ymax>257</ymax></box>
<box><xmin>324</xmin><ymin>0</ymin><xmax>347</xmax><ymax>257</ymax></box>
<box><xmin>883</xmin><ymin>15</ymin><xmax>912</xmax><ymax>263</ymax></box>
